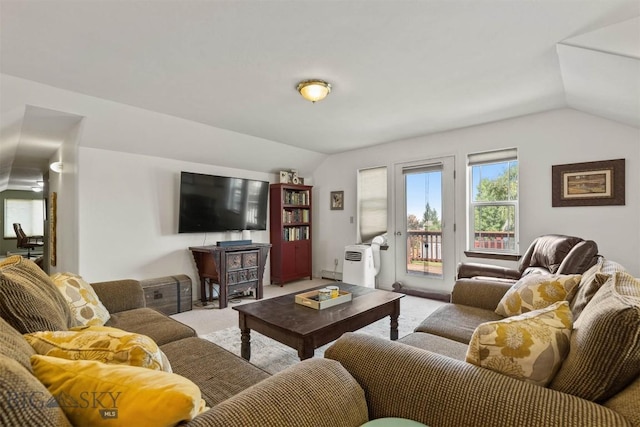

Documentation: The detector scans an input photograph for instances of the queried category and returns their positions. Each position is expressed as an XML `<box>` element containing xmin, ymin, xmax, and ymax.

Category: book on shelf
<box><xmin>283</xmin><ymin>226</ymin><xmax>310</xmax><ymax>241</ymax></box>
<box><xmin>282</xmin><ymin>208</ymin><xmax>310</xmax><ymax>224</ymax></box>
<box><xmin>284</xmin><ymin>190</ymin><xmax>310</xmax><ymax>206</ymax></box>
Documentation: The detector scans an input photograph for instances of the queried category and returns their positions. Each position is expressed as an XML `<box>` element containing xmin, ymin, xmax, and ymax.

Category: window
<box><xmin>357</xmin><ymin>166</ymin><xmax>387</xmax><ymax>243</ymax></box>
<box><xmin>467</xmin><ymin>149</ymin><xmax>518</xmax><ymax>253</ymax></box>
<box><xmin>3</xmin><ymin>199</ymin><xmax>45</xmax><ymax>238</ymax></box>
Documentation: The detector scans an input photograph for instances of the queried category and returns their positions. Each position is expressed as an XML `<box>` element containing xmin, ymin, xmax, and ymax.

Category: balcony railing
<box><xmin>407</xmin><ymin>230</ymin><xmax>442</xmax><ymax>262</ymax></box>
<box><xmin>473</xmin><ymin>231</ymin><xmax>515</xmax><ymax>251</ymax></box>
<box><xmin>406</xmin><ymin>230</ymin><xmax>515</xmax><ymax>264</ymax></box>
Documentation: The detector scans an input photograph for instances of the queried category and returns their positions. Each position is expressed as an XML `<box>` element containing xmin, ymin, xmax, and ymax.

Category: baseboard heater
<box><xmin>320</xmin><ymin>270</ymin><xmax>342</xmax><ymax>281</ymax></box>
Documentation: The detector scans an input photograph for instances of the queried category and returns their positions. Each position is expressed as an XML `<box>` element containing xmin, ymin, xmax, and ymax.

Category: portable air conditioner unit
<box><xmin>343</xmin><ymin>244</ymin><xmax>376</xmax><ymax>288</ymax></box>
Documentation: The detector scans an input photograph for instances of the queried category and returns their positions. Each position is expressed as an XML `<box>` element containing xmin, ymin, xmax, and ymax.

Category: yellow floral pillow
<box><xmin>466</xmin><ymin>301</ymin><xmax>573</xmax><ymax>387</ymax></box>
<box><xmin>495</xmin><ymin>274</ymin><xmax>581</xmax><ymax>317</ymax></box>
<box><xmin>50</xmin><ymin>272</ymin><xmax>110</xmax><ymax>326</ymax></box>
<box><xmin>24</xmin><ymin>326</ymin><xmax>169</xmax><ymax>372</ymax></box>
<box><xmin>31</xmin><ymin>355</ymin><xmax>207</xmax><ymax>427</ymax></box>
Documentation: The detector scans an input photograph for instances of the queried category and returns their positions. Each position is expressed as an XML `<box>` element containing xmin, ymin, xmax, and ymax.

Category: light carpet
<box><xmin>200</xmin><ymin>302</ymin><xmax>439</xmax><ymax>374</ymax></box>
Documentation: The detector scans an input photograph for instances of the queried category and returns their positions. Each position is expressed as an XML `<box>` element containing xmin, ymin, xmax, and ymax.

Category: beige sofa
<box><xmin>325</xmin><ymin>257</ymin><xmax>640</xmax><ymax>427</ymax></box>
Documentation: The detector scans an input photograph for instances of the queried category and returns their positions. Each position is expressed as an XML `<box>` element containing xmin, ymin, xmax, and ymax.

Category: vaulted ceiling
<box><xmin>1</xmin><ymin>0</ymin><xmax>639</xmax><ymax>191</ymax></box>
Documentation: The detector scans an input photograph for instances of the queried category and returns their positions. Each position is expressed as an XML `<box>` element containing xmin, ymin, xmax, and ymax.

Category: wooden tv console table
<box><xmin>189</xmin><ymin>243</ymin><xmax>271</xmax><ymax>309</ymax></box>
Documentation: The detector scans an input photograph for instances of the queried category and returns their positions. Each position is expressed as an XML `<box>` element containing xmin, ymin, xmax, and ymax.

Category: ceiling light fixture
<box><xmin>296</xmin><ymin>80</ymin><xmax>331</xmax><ymax>103</ymax></box>
<box><xmin>50</xmin><ymin>161</ymin><xmax>63</xmax><ymax>173</ymax></box>
<box><xmin>32</xmin><ymin>186</ymin><xmax>43</xmax><ymax>192</ymax></box>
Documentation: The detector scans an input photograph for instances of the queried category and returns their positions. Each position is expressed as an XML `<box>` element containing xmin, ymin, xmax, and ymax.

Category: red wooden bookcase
<box><xmin>269</xmin><ymin>183</ymin><xmax>312</xmax><ymax>284</ymax></box>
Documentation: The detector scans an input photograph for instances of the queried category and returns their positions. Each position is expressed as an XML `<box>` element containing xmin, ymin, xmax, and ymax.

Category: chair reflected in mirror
<box><xmin>13</xmin><ymin>223</ymin><xmax>44</xmax><ymax>259</ymax></box>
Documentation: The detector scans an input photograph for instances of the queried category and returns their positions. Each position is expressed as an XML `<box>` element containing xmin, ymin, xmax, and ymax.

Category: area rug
<box><xmin>201</xmin><ymin>308</ymin><xmax>430</xmax><ymax>374</ymax></box>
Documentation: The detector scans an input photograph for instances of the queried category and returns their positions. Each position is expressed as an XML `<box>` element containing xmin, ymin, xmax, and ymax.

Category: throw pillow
<box><xmin>1</xmin><ymin>355</ymin><xmax>72</xmax><ymax>426</ymax></box>
<box><xmin>495</xmin><ymin>273</ymin><xmax>581</xmax><ymax>317</ymax></box>
<box><xmin>50</xmin><ymin>272</ymin><xmax>111</xmax><ymax>326</ymax></box>
<box><xmin>550</xmin><ymin>272</ymin><xmax>640</xmax><ymax>401</ymax></box>
<box><xmin>0</xmin><ymin>254</ymin><xmax>23</xmax><ymax>268</ymax></box>
<box><xmin>0</xmin><ymin>316</ymin><xmax>36</xmax><ymax>372</ymax></box>
<box><xmin>570</xmin><ymin>258</ymin><xmax>628</xmax><ymax>321</ymax></box>
<box><xmin>466</xmin><ymin>301</ymin><xmax>573</xmax><ymax>387</ymax></box>
<box><xmin>31</xmin><ymin>355</ymin><xmax>207</xmax><ymax>427</ymax></box>
<box><xmin>24</xmin><ymin>326</ymin><xmax>168</xmax><ymax>371</ymax></box>
<box><xmin>0</xmin><ymin>256</ymin><xmax>77</xmax><ymax>333</ymax></box>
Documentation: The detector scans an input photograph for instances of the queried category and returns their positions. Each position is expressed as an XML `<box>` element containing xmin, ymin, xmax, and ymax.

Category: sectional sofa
<box><xmin>2</xmin><ymin>254</ymin><xmax>638</xmax><ymax>426</ymax></box>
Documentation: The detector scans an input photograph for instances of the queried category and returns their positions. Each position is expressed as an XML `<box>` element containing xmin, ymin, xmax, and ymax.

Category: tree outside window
<box><xmin>468</xmin><ymin>150</ymin><xmax>518</xmax><ymax>253</ymax></box>
<box><xmin>407</xmin><ymin>203</ymin><xmax>441</xmax><ymax>232</ymax></box>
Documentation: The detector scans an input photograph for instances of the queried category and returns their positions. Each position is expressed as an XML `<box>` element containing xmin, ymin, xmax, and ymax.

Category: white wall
<box><xmin>48</xmin><ymin>121</ymin><xmax>83</xmax><ymax>274</ymax></box>
<box><xmin>312</xmin><ymin>108</ymin><xmax>640</xmax><ymax>291</ymax></box>
<box><xmin>1</xmin><ymin>73</ymin><xmax>325</xmax><ymax>297</ymax></box>
<box><xmin>78</xmin><ymin>147</ymin><xmax>274</xmax><ymax>295</ymax></box>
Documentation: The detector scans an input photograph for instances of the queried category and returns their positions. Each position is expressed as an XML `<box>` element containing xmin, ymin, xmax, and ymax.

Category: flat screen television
<box><xmin>178</xmin><ymin>172</ymin><xmax>269</xmax><ymax>233</ymax></box>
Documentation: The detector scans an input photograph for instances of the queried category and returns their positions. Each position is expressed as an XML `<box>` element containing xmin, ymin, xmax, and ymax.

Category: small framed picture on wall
<box><xmin>330</xmin><ymin>191</ymin><xmax>344</xmax><ymax>210</ymax></box>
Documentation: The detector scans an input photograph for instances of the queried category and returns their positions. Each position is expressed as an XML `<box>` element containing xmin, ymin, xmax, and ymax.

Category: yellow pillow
<box><xmin>24</xmin><ymin>326</ymin><xmax>168</xmax><ymax>371</ymax></box>
<box><xmin>466</xmin><ymin>301</ymin><xmax>573</xmax><ymax>387</ymax></box>
<box><xmin>31</xmin><ymin>355</ymin><xmax>207</xmax><ymax>427</ymax></box>
<box><xmin>50</xmin><ymin>272</ymin><xmax>110</xmax><ymax>326</ymax></box>
<box><xmin>495</xmin><ymin>274</ymin><xmax>581</xmax><ymax>317</ymax></box>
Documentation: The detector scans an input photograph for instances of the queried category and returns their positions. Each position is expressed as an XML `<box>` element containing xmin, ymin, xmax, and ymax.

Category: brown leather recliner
<box><xmin>457</xmin><ymin>234</ymin><xmax>599</xmax><ymax>281</ymax></box>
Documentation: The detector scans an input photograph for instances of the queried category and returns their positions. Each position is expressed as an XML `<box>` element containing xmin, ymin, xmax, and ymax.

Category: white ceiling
<box><xmin>558</xmin><ymin>17</ymin><xmax>640</xmax><ymax>126</ymax></box>
<box><xmin>1</xmin><ymin>0</ymin><xmax>639</xmax><ymax>190</ymax></box>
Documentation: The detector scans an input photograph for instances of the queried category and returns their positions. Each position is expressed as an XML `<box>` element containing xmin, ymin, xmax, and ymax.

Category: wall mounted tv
<box><xmin>178</xmin><ymin>172</ymin><xmax>269</xmax><ymax>233</ymax></box>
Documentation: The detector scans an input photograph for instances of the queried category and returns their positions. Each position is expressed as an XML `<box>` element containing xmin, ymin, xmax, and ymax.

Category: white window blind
<box><xmin>401</xmin><ymin>162</ymin><xmax>443</xmax><ymax>175</ymax></box>
<box><xmin>358</xmin><ymin>166</ymin><xmax>387</xmax><ymax>243</ymax></box>
<box><xmin>3</xmin><ymin>199</ymin><xmax>45</xmax><ymax>238</ymax></box>
<box><xmin>467</xmin><ymin>148</ymin><xmax>518</xmax><ymax>166</ymax></box>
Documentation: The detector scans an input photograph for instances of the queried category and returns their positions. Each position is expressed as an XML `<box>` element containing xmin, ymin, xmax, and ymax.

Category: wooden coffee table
<box><xmin>233</xmin><ymin>283</ymin><xmax>404</xmax><ymax>361</ymax></box>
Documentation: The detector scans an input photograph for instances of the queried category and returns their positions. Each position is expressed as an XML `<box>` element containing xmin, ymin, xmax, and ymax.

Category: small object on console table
<box><xmin>189</xmin><ymin>243</ymin><xmax>271</xmax><ymax>309</ymax></box>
